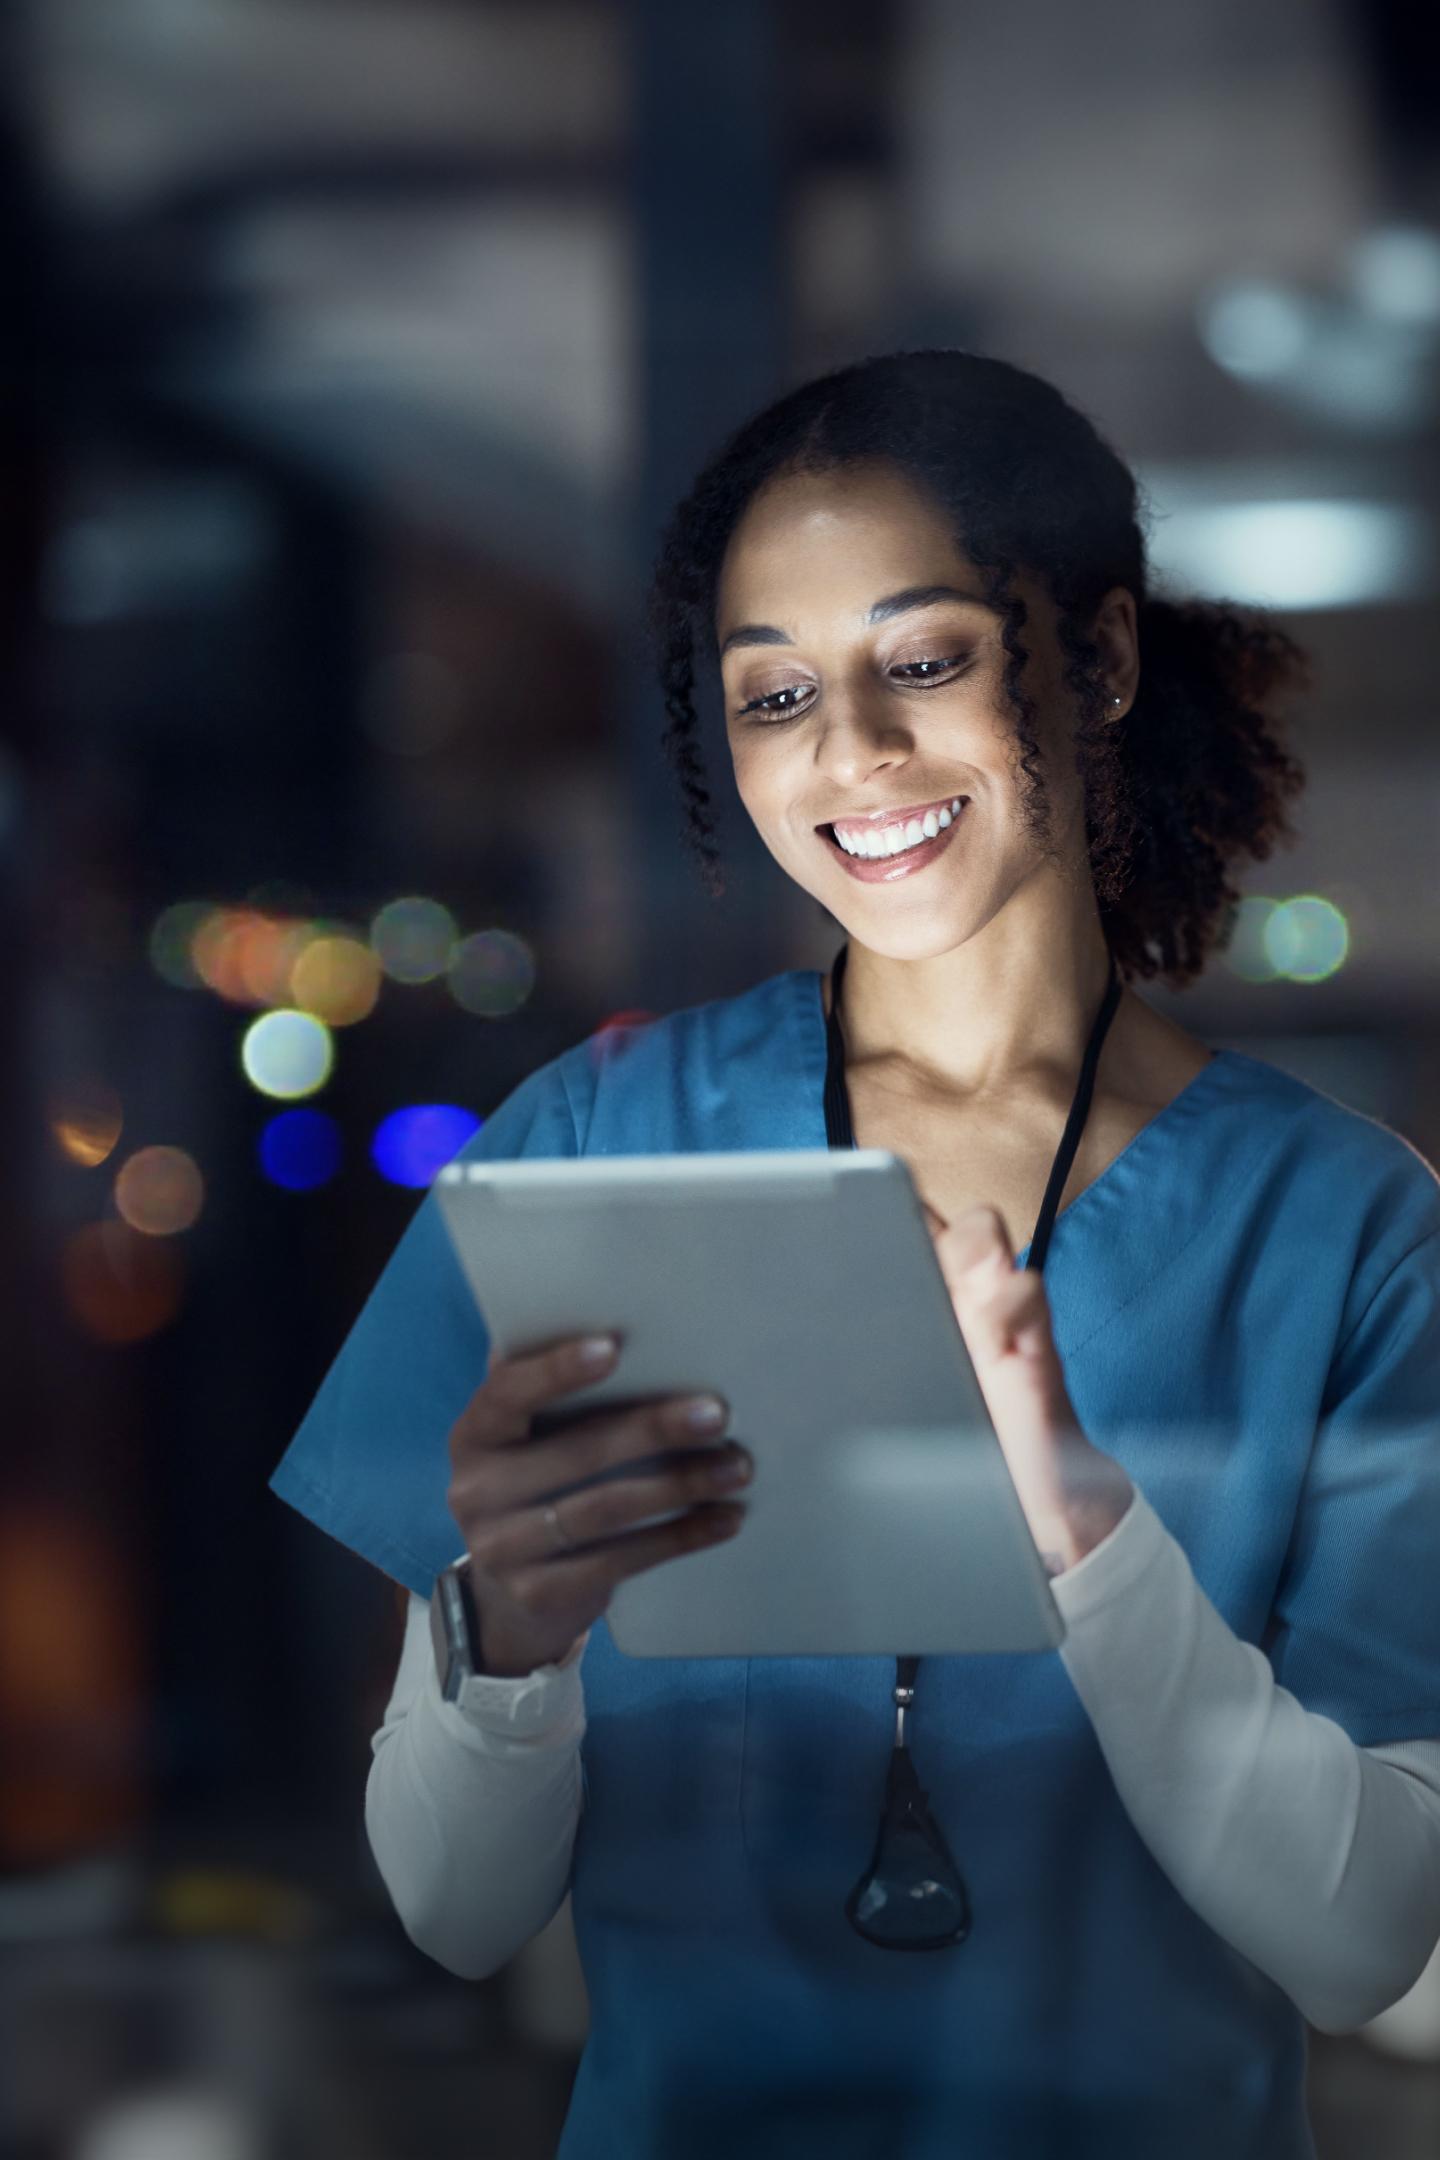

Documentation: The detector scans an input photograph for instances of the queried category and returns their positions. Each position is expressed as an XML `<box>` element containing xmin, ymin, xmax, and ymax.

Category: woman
<box><xmin>271</xmin><ymin>350</ymin><xmax>1440</xmax><ymax>2158</ymax></box>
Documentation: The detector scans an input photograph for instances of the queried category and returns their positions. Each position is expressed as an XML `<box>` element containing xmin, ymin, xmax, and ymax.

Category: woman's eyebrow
<box><xmin>717</xmin><ymin>584</ymin><xmax>994</xmax><ymax>658</ymax></box>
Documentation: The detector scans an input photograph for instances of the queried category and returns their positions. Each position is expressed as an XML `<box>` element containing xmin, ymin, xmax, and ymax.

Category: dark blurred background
<box><xmin>5</xmin><ymin>3</ymin><xmax>1440</xmax><ymax>2155</ymax></box>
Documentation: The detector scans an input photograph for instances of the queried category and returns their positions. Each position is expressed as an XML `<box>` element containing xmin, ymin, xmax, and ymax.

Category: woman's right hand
<box><xmin>445</xmin><ymin>1333</ymin><xmax>753</xmax><ymax>1677</ymax></box>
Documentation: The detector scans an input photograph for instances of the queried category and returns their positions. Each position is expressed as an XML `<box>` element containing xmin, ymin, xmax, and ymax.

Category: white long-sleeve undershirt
<box><xmin>364</xmin><ymin>1484</ymin><xmax>1440</xmax><ymax>2030</ymax></box>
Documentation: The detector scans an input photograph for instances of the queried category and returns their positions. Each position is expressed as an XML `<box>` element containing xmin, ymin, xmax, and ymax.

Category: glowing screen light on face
<box><xmin>371</xmin><ymin>1106</ymin><xmax>482</xmax><ymax>1188</ymax></box>
<box><xmin>241</xmin><ymin>1010</ymin><xmax>334</xmax><ymax>1099</ymax></box>
<box><xmin>259</xmin><ymin>1108</ymin><xmax>343</xmax><ymax>1191</ymax></box>
<box><xmin>447</xmin><ymin>929</ymin><xmax>536</xmax><ymax>1017</ymax></box>
<box><xmin>114</xmin><ymin>1146</ymin><xmax>204</xmax><ymax>1236</ymax></box>
<box><xmin>1263</xmin><ymin>895</ymin><xmax>1350</xmax><ymax>983</ymax></box>
<box><xmin>370</xmin><ymin>897</ymin><xmax>458</xmax><ymax>984</ymax></box>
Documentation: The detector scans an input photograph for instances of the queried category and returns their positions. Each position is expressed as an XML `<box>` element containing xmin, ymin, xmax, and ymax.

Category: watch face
<box><xmin>431</xmin><ymin>1567</ymin><xmax>476</xmax><ymax>1700</ymax></box>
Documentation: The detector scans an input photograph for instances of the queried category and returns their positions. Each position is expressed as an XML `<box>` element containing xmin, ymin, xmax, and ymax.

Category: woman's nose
<box><xmin>811</xmin><ymin>696</ymin><xmax>915</xmax><ymax>781</ymax></box>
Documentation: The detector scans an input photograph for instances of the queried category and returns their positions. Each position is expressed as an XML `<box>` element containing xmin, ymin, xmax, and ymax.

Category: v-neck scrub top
<box><xmin>271</xmin><ymin>966</ymin><xmax>1440</xmax><ymax>2159</ymax></box>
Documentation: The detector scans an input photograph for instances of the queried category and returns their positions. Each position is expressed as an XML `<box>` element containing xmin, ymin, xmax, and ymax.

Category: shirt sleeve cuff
<box><xmin>1048</xmin><ymin>1483</ymin><xmax>1170</xmax><ymax>1628</ymax></box>
<box><xmin>442</xmin><ymin>1629</ymin><xmax>592</xmax><ymax>1743</ymax></box>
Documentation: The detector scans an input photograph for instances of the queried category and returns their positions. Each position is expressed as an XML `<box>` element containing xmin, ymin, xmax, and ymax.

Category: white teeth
<box><xmin>832</xmin><ymin>798</ymin><xmax>965</xmax><ymax>860</ymax></box>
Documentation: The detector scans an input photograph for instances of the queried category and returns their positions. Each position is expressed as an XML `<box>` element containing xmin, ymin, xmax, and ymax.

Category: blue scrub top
<box><xmin>271</xmin><ymin>966</ymin><xmax>1440</xmax><ymax>2160</ymax></box>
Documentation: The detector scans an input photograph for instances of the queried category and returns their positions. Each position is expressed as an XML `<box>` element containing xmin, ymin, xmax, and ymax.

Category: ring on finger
<box><xmin>543</xmin><ymin>1499</ymin><xmax>577</xmax><ymax>1554</ymax></box>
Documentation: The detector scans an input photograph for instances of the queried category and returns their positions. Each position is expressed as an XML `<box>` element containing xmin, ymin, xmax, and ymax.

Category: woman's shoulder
<box><xmin>1209</xmin><ymin>1044</ymin><xmax>1440</xmax><ymax>1274</ymax></box>
<box><xmin>469</xmin><ymin>967</ymin><xmax>822</xmax><ymax>1160</ymax></box>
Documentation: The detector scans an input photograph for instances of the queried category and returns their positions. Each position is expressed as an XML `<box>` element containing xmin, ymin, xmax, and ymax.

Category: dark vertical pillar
<box><xmin>623</xmin><ymin>0</ymin><xmax>790</xmax><ymax>1009</ymax></box>
<box><xmin>0</xmin><ymin>21</ymin><xmax>46</xmax><ymax>1423</ymax></box>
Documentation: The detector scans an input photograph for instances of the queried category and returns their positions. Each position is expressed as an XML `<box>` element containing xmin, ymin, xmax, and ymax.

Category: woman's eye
<box><xmin>737</xmin><ymin>656</ymin><xmax>967</xmax><ymax>721</ymax></box>
<box><xmin>738</xmin><ymin>684</ymin><xmax>811</xmax><ymax>719</ymax></box>
<box><xmin>892</xmin><ymin>655</ymin><xmax>969</xmax><ymax>681</ymax></box>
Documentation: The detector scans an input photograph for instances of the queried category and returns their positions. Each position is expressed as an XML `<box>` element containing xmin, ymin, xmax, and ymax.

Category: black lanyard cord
<box><xmin>822</xmin><ymin>939</ymin><xmax>1121</xmax><ymax>1731</ymax></box>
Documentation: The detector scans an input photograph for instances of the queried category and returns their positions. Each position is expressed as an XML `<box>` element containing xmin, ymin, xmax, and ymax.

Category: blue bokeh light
<box><xmin>259</xmin><ymin>1107</ymin><xmax>343</xmax><ymax>1191</ymax></box>
<box><xmin>372</xmin><ymin>1104</ymin><xmax>483</xmax><ymax>1187</ymax></box>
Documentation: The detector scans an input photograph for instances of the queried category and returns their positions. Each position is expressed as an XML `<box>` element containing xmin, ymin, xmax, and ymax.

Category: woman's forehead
<box><xmin>716</xmin><ymin>466</ymin><xmax>978</xmax><ymax>625</ymax></box>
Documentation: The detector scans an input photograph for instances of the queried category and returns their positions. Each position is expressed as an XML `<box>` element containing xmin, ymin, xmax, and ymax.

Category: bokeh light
<box><xmin>1221</xmin><ymin>896</ymin><xmax>1281</xmax><ymax>983</ymax></box>
<box><xmin>148</xmin><ymin>901</ymin><xmax>215</xmax><ymax>990</ymax></box>
<box><xmin>49</xmin><ymin>1078</ymin><xmax>124</xmax><ymax>1167</ymax></box>
<box><xmin>289</xmin><ymin>933</ymin><xmax>382</xmax><ymax>1025</ymax></box>
<box><xmin>61</xmin><ymin>1221</ymin><xmax>185</xmax><ymax>1345</ymax></box>
<box><xmin>370</xmin><ymin>896</ymin><xmax>458</xmax><ymax>984</ymax></box>
<box><xmin>259</xmin><ymin>1108</ymin><xmax>343</xmax><ymax>1192</ymax></box>
<box><xmin>1198</xmin><ymin>278</ymin><xmax>1310</xmax><ymax>380</ymax></box>
<box><xmin>240</xmin><ymin>1010</ymin><xmax>334</xmax><ymax>1099</ymax></box>
<box><xmin>1264</xmin><ymin>894</ymin><xmax>1350</xmax><ymax>983</ymax></box>
<box><xmin>371</xmin><ymin>1105</ymin><xmax>482</xmax><ymax>1187</ymax></box>
<box><xmin>447</xmin><ymin>929</ymin><xmax>536</xmax><ymax>1018</ymax></box>
<box><xmin>114</xmin><ymin>1146</ymin><xmax>205</xmax><ymax>1237</ymax></box>
<box><xmin>235</xmin><ymin>916</ymin><xmax>317</xmax><ymax>1005</ymax></box>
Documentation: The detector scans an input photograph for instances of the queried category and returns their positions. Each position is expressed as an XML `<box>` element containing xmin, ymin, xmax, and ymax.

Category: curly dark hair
<box><xmin>644</xmin><ymin>347</ymin><xmax>1310</xmax><ymax>987</ymax></box>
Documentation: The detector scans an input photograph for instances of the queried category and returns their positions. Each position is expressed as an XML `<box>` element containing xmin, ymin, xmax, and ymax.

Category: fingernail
<box><xmin>577</xmin><ymin>1335</ymin><xmax>618</xmax><ymax>1367</ymax></box>
<box><xmin>684</xmin><ymin>1395</ymin><xmax>727</xmax><ymax>1431</ymax></box>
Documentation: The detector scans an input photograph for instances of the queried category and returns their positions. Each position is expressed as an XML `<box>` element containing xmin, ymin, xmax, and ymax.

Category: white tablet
<box><xmin>433</xmin><ymin>1150</ymin><xmax>1063</xmax><ymax>1660</ymax></box>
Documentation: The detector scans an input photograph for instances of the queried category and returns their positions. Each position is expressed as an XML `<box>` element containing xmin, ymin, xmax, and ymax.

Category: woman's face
<box><xmin>714</xmin><ymin>460</ymin><xmax>1133</xmax><ymax>962</ymax></box>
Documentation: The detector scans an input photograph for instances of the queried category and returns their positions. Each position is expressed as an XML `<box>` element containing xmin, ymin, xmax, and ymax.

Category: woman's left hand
<box><xmin>925</xmin><ymin>1200</ymin><xmax>1134</xmax><ymax>1577</ymax></box>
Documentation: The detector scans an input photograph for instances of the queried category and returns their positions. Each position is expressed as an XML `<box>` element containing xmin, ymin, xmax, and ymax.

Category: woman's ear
<box><xmin>1092</xmin><ymin>585</ymin><xmax>1140</xmax><ymax>712</ymax></box>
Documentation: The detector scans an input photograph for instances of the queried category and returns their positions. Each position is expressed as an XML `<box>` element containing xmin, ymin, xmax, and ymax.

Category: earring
<box><xmin>1112</xmin><ymin>695</ymin><xmax>1123</xmax><ymax>707</ymax></box>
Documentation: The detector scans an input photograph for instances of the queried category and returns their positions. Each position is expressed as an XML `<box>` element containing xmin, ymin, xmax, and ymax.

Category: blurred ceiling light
<box><xmin>1347</xmin><ymin>224</ymin><xmax>1440</xmax><ymax>325</ymax></box>
<box><xmin>49</xmin><ymin>1079</ymin><xmax>124</xmax><ymax>1167</ymax></box>
<box><xmin>41</xmin><ymin>483</ymin><xmax>269</xmax><ymax>626</ymax></box>
<box><xmin>1197</xmin><ymin>279</ymin><xmax>1311</xmax><ymax>381</ymax></box>
<box><xmin>372</xmin><ymin>1105</ymin><xmax>481</xmax><ymax>1188</ymax></box>
<box><xmin>114</xmin><ymin>1146</ymin><xmax>205</xmax><ymax>1237</ymax></box>
<box><xmin>258</xmin><ymin>1107</ymin><xmax>342</xmax><ymax>1192</ymax></box>
<box><xmin>240</xmin><ymin>1010</ymin><xmax>334</xmax><ymax>1099</ymax></box>
<box><xmin>61</xmin><ymin>1221</ymin><xmax>185</xmax><ymax>1346</ymax></box>
<box><xmin>289</xmin><ymin>934</ymin><xmax>382</xmax><ymax>1025</ymax></box>
<box><xmin>360</xmin><ymin>651</ymin><xmax>463</xmax><ymax>757</ymax></box>
<box><xmin>1147</xmin><ymin>499</ymin><xmax>1432</xmax><ymax>610</ymax></box>
<box><xmin>370</xmin><ymin>896</ymin><xmax>458</xmax><ymax>984</ymax></box>
<box><xmin>1263</xmin><ymin>895</ymin><xmax>1349</xmax><ymax>983</ymax></box>
<box><xmin>1198</xmin><ymin>266</ymin><xmax>1439</xmax><ymax>435</ymax></box>
<box><xmin>72</xmin><ymin>2087</ymin><xmax>261</xmax><ymax>2160</ymax></box>
<box><xmin>447</xmin><ymin>929</ymin><xmax>535</xmax><ymax>1018</ymax></box>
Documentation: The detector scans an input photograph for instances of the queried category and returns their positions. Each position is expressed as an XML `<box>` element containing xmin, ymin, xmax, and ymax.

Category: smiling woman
<box><xmin>270</xmin><ymin>348</ymin><xmax>1440</xmax><ymax>2160</ymax></box>
<box><xmin>649</xmin><ymin>348</ymin><xmax>1309</xmax><ymax>989</ymax></box>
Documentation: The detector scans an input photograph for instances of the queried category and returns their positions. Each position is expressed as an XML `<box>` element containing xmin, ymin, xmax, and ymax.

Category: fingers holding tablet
<box><xmin>445</xmin><ymin>1333</ymin><xmax>750</xmax><ymax>1677</ymax></box>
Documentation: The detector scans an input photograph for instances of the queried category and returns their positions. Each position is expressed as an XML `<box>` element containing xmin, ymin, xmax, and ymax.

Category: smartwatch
<box><xmin>429</xmin><ymin>1555</ymin><xmax>483</xmax><ymax>1700</ymax></box>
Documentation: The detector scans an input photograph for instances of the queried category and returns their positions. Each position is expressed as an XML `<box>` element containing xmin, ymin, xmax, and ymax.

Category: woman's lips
<box><xmin>819</xmin><ymin>800</ymin><xmax>967</xmax><ymax>883</ymax></box>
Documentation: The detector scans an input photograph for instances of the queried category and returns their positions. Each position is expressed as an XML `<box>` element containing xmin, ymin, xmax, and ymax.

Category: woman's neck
<box><xmin>834</xmin><ymin>907</ymin><xmax>1116</xmax><ymax>1108</ymax></box>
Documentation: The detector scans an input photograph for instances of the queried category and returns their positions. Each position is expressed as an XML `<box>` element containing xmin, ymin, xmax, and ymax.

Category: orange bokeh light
<box><xmin>289</xmin><ymin>935</ymin><xmax>382</xmax><ymax>1026</ymax></box>
<box><xmin>61</xmin><ymin>1220</ymin><xmax>185</xmax><ymax>1344</ymax></box>
<box><xmin>49</xmin><ymin>1078</ymin><xmax>123</xmax><ymax>1167</ymax></box>
<box><xmin>114</xmin><ymin>1146</ymin><xmax>205</xmax><ymax>1237</ymax></box>
<box><xmin>0</xmin><ymin>1507</ymin><xmax>145</xmax><ymax>1862</ymax></box>
<box><xmin>191</xmin><ymin>908</ymin><xmax>326</xmax><ymax>1007</ymax></box>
